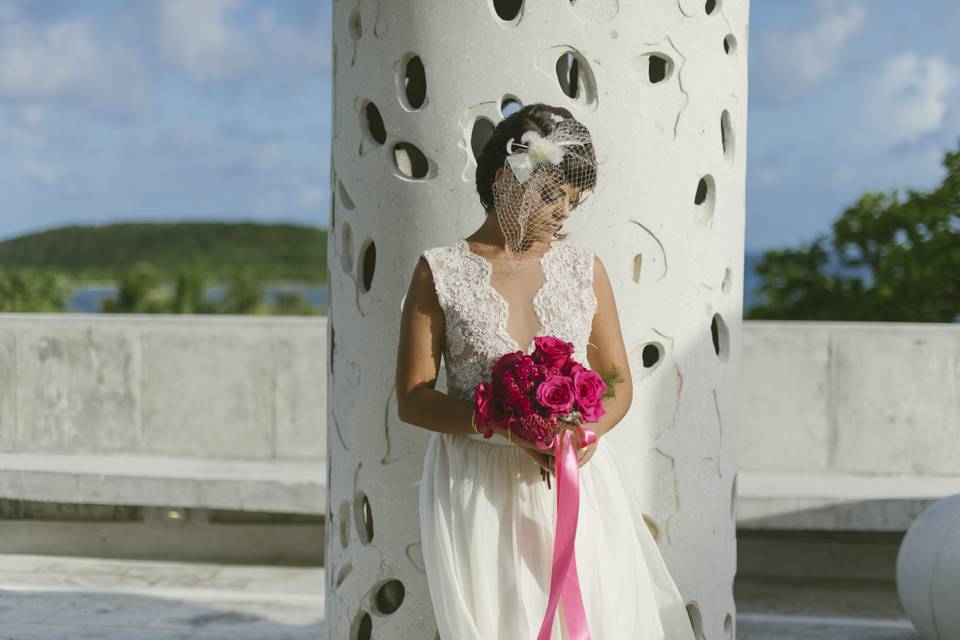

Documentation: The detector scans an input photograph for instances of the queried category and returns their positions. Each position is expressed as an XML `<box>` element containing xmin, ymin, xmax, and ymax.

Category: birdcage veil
<box><xmin>491</xmin><ymin>114</ymin><xmax>598</xmax><ymax>263</ymax></box>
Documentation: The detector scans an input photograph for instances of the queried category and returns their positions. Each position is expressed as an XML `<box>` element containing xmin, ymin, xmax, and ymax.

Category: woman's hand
<box><xmin>489</xmin><ymin>424</ymin><xmax>548</xmax><ymax>453</ymax></box>
<box><xmin>521</xmin><ymin>447</ymin><xmax>555</xmax><ymax>477</ymax></box>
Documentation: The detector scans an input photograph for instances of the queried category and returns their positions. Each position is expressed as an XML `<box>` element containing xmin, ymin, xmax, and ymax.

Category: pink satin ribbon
<box><xmin>537</xmin><ymin>425</ymin><xmax>596</xmax><ymax>640</ymax></box>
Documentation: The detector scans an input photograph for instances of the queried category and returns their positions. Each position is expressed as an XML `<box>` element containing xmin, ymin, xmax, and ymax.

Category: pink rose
<box><xmin>573</xmin><ymin>369</ymin><xmax>607</xmax><ymax>422</ymax></box>
<box><xmin>562</xmin><ymin>360</ymin><xmax>585</xmax><ymax>377</ymax></box>
<box><xmin>536</xmin><ymin>374</ymin><xmax>576</xmax><ymax>418</ymax></box>
<box><xmin>532</xmin><ymin>336</ymin><xmax>574</xmax><ymax>369</ymax></box>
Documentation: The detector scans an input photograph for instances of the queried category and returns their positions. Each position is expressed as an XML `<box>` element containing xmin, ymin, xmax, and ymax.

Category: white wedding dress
<box><xmin>418</xmin><ymin>238</ymin><xmax>696</xmax><ymax>639</ymax></box>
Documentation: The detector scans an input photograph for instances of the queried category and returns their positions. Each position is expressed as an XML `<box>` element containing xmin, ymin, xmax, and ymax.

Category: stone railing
<box><xmin>2</xmin><ymin>314</ymin><xmax>957</xmax><ymax>531</ymax></box>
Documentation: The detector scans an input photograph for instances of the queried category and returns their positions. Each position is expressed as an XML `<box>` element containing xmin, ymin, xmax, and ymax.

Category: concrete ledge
<box><xmin>0</xmin><ymin>454</ymin><xmax>326</xmax><ymax>515</ymax></box>
<box><xmin>736</xmin><ymin>472</ymin><xmax>960</xmax><ymax>531</ymax></box>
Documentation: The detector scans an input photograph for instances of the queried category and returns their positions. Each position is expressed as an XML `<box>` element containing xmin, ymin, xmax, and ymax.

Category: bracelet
<box><xmin>470</xmin><ymin>411</ymin><xmax>480</xmax><ymax>435</ymax></box>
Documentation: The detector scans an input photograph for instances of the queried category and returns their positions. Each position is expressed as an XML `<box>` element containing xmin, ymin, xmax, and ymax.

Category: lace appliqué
<box><xmin>421</xmin><ymin>238</ymin><xmax>598</xmax><ymax>404</ymax></box>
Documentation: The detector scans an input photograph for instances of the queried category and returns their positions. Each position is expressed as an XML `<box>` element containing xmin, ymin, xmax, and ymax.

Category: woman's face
<box><xmin>493</xmin><ymin>166</ymin><xmax>587</xmax><ymax>244</ymax></box>
<box><xmin>527</xmin><ymin>175</ymin><xmax>583</xmax><ymax>240</ymax></box>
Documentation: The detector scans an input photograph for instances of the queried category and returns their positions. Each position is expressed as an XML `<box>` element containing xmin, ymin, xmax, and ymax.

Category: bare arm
<box><xmin>395</xmin><ymin>256</ymin><xmax>476</xmax><ymax>435</ymax></box>
<box><xmin>585</xmin><ymin>254</ymin><xmax>634</xmax><ymax>438</ymax></box>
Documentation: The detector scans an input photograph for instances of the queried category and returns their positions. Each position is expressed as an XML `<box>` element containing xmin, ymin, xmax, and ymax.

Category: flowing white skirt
<box><xmin>419</xmin><ymin>430</ymin><xmax>697</xmax><ymax>640</ymax></box>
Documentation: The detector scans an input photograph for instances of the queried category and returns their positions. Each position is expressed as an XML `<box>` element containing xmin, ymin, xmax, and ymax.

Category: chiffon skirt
<box><xmin>419</xmin><ymin>430</ymin><xmax>697</xmax><ymax>640</ymax></box>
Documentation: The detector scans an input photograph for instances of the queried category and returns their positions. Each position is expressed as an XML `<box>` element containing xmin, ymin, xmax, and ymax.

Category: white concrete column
<box><xmin>326</xmin><ymin>2</ymin><xmax>748</xmax><ymax>638</ymax></box>
<box><xmin>897</xmin><ymin>495</ymin><xmax>960</xmax><ymax>639</ymax></box>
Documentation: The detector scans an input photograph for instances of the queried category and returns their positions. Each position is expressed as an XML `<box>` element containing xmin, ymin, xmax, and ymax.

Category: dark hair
<box><xmin>474</xmin><ymin>103</ymin><xmax>597</xmax><ymax>229</ymax></box>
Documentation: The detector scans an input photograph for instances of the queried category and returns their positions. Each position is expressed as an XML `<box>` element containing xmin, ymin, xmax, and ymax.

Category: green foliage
<box><xmin>218</xmin><ymin>270</ymin><xmax>269</xmax><ymax>315</ymax></box>
<box><xmin>600</xmin><ymin>363</ymin><xmax>625</xmax><ymax>400</ymax></box>
<box><xmin>101</xmin><ymin>262</ymin><xmax>169</xmax><ymax>313</ymax></box>
<box><xmin>271</xmin><ymin>291</ymin><xmax>324</xmax><ymax>316</ymax></box>
<box><xmin>0</xmin><ymin>269</ymin><xmax>70</xmax><ymax>312</ymax></box>
<box><xmin>0</xmin><ymin>221</ymin><xmax>327</xmax><ymax>283</ymax></box>
<box><xmin>747</xmin><ymin>144</ymin><xmax>960</xmax><ymax>322</ymax></box>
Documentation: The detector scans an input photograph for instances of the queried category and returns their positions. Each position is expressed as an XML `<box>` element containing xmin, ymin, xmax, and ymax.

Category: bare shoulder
<box><xmin>406</xmin><ymin>254</ymin><xmax>440</xmax><ymax>307</ymax></box>
<box><xmin>591</xmin><ymin>253</ymin><xmax>610</xmax><ymax>286</ymax></box>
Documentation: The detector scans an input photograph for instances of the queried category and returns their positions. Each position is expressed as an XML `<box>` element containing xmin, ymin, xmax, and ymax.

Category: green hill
<box><xmin>0</xmin><ymin>222</ymin><xmax>328</xmax><ymax>283</ymax></box>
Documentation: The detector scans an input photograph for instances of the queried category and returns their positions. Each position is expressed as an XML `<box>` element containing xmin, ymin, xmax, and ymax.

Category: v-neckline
<box><xmin>457</xmin><ymin>237</ymin><xmax>558</xmax><ymax>355</ymax></box>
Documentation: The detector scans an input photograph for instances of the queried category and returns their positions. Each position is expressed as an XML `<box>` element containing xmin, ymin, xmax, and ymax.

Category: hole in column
<box><xmin>545</xmin><ymin>47</ymin><xmax>597</xmax><ymax>108</ymax></box>
<box><xmin>695</xmin><ymin>178</ymin><xmax>708</xmax><ymax>205</ymax></box>
<box><xmin>493</xmin><ymin>0</ymin><xmax>523</xmax><ymax>20</ymax></box>
<box><xmin>471</xmin><ymin>117</ymin><xmax>496</xmax><ymax>162</ymax></box>
<box><xmin>723</xmin><ymin>34</ymin><xmax>737</xmax><ymax>55</ymax></box>
<box><xmin>686</xmin><ymin>602</ymin><xmax>705</xmax><ymax>639</ymax></box>
<box><xmin>724</xmin><ymin>612</ymin><xmax>733</xmax><ymax>639</ymax></box>
<box><xmin>711</xmin><ymin>312</ymin><xmax>729</xmax><ymax>361</ymax></box>
<box><xmin>402</xmin><ymin>55</ymin><xmax>426</xmax><ymax>109</ymax></box>
<box><xmin>641</xmin><ymin>343</ymin><xmax>662</xmax><ymax>368</ymax></box>
<box><xmin>375</xmin><ymin>579</ymin><xmax>406</xmax><ymax>614</ymax></box>
<box><xmin>330</xmin><ymin>323</ymin><xmax>335</xmax><ymax>374</ymax></box>
<box><xmin>705</xmin><ymin>0</ymin><xmax>718</xmax><ymax>15</ymax></box>
<box><xmin>348</xmin><ymin>9</ymin><xmax>362</xmax><ymax>40</ymax></box>
<box><xmin>338</xmin><ymin>499</ymin><xmax>350</xmax><ymax>547</ymax></box>
<box><xmin>353</xmin><ymin>491</ymin><xmax>374</xmax><ymax>544</ymax></box>
<box><xmin>731</xmin><ymin>472</ymin><xmax>737</xmax><ymax>518</ymax></box>
<box><xmin>721</xmin><ymin>110</ymin><xmax>734</xmax><ymax>166</ymax></box>
<box><xmin>501</xmin><ymin>95</ymin><xmax>523</xmax><ymax>117</ymax></box>
<box><xmin>340</xmin><ymin>223</ymin><xmax>353</xmax><ymax>273</ymax></box>
<box><xmin>362</xmin><ymin>101</ymin><xmax>386</xmax><ymax>145</ymax></box>
<box><xmin>360</xmin><ymin>240</ymin><xmax>376</xmax><ymax>292</ymax></box>
<box><xmin>632</xmin><ymin>254</ymin><xmax>643</xmax><ymax>283</ymax></box>
<box><xmin>721</xmin><ymin>267</ymin><xmax>732</xmax><ymax>294</ymax></box>
<box><xmin>392</xmin><ymin>141</ymin><xmax>430</xmax><ymax>179</ymax></box>
<box><xmin>556</xmin><ymin>52</ymin><xmax>580</xmax><ymax>98</ymax></box>
<box><xmin>334</xmin><ymin>562</ymin><xmax>353</xmax><ymax>588</ymax></box>
<box><xmin>647</xmin><ymin>54</ymin><xmax>672</xmax><ymax>83</ymax></box>
<box><xmin>350</xmin><ymin>610</ymin><xmax>372</xmax><ymax>640</ymax></box>
<box><xmin>694</xmin><ymin>175</ymin><xmax>716</xmax><ymax>227</ymax></box>
<box><xmin>338</xmin><ymin>181</ymin><xmax>355</xmax><ymax>210</ymax></box>
<box><xmin>642</xmin><ymin>513</ymin><xmax>660</xmax><ymax>542</ymax></box>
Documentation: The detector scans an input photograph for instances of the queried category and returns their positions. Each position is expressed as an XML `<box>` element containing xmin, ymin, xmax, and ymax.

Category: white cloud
<box><xmin>756</xmin><ymin>0</ymin><xmax>866</xmax><ymax>104</ymax></box>
<box><xmin>22</xmin><ymin>159</ymin><xmax>61</xmax><ymax>186</ymax></box>
<box><xmin>157</xmin><ymin>0</ymin><xmax>256</xmax><ymax>82</ymax></box>
<box><xmin>156</xmin><ymin>0</ymin><xmax>331</xmax><ymax>83</ymax></box>
<box><xmin>0</xmin><ymin>5</ymin><xmax>145</xmax><ymax>113</ymax></box>
<box><xmin>870</xmin><ymin>51</ymin><xmax>958</xmax><ymax>144</ymax></box>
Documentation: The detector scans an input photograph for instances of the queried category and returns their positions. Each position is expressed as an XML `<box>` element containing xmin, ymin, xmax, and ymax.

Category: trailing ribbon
<box><xmin>537</xmin><ymin>425</ymin><xmax>597</xmax><ymax>640</ymax></box>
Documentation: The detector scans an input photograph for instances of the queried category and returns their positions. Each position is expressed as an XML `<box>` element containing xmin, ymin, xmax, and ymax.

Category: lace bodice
<box><xmin>421</xmin><ymin>238</ymin><xmax>598</xmax><ymax>413</ymax></box>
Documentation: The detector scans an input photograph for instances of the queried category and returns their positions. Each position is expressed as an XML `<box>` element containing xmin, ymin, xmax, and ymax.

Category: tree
<box><xmin>0</xmin><ymin>269</ymin><xmax>69</xmax><ymax>312</ymax></box>
<box><xmin>217</xmin><ymin>269</ymin><xmax>269</xmax><ymax>315</ymax></box>
<box><xmin>101</xmin><ymin>262</ymin><xmax>169</xmax><ymax>313</ymax></box>
<box><xmin>747</xmin><ymin>144</ymin><xmax>960</xmax><ymax>322</ymax></box>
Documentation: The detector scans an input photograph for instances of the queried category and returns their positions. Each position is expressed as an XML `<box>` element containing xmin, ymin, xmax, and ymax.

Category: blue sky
<box><xmin>1</xmin><ymin>0</ymin><xmax>958</xmax><ymax>253</ymax></box>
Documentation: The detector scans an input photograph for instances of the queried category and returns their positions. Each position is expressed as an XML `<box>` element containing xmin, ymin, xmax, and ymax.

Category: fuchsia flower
<box><xmin>536</xmin><ymin>375</ymin><xmax>576</xmax><ymax>418</ymax></box>
<box><xmin>473</xmin><ymin>334</ymin><xmax>612</xmax><ymax>448</ymax></box>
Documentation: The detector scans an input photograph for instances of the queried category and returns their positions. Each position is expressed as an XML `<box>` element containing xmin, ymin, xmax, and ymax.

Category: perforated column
<box><xmin>327</xmin><ymin>1</ymin><xmax>748</xmax><ymax>638</ymax></box>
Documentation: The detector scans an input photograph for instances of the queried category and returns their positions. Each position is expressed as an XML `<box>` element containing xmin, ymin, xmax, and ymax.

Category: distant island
<box><xmin>0</xmin><ymin>221</ymin><xmax>327</xmax><ymax>284</ymax></box>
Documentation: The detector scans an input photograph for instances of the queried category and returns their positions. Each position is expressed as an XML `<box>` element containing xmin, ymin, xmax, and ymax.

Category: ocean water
<box><xmin>70</xmin><ymin>284</ymin><xmax>329</xmax><ymax>313</ymax></box>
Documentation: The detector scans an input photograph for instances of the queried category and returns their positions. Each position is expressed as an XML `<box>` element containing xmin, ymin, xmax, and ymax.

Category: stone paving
<box><xmin>0</xmin><ymin>554</ymin><xmax>922</xmax><ymax>639</ymax></box>
<box><xmin>0</xmin><ymin>554</ymin><xmax>326</xmax><ymax>639</ymax></box>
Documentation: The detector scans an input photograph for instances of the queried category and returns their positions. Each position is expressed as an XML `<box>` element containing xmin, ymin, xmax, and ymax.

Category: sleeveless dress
<box><xmin>418</xmin><ymin>238</ymin><xmax>696</xmax><ymax>640</ymax></box>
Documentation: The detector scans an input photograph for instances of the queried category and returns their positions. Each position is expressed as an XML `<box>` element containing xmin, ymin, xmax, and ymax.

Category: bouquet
<box><xmin>472</xmin><ymin>335</ymin><xmax>620</xmax><ymax>460</ymax></box>
<box><xmin>472</xmin><ymin>335</ymin><xmax>623</xmax><ymax>640</ymax></box>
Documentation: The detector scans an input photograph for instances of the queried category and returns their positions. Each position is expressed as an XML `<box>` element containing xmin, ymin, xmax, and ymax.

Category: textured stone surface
<box><xmin>327</xmin><ymin>1</ymin><xmax>748</xmax><ymax>637</ymax></box>
<box><xmin>0</xmin><ymin>314</ymin><xmax>326</xmax><ymax>461</ymax></box>
<box><xmin>738</xmin><ymin>322</ymin><xmax>960</xmax><ymax>477</ymax></box>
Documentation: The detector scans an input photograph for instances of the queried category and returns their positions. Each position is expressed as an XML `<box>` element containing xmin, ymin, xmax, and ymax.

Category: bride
<box><xmin>395</xmin><ymin>103</ymin><xmax>696</xmax><ymax>639</ymax></box>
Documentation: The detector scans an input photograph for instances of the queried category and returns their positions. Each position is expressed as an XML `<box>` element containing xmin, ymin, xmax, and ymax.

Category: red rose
<box><xmin>532</xmin><ymin>336</ymin><xmax>574</xmax><ymax>369</ymax></box>
<box><xmin>573</xmin><ymin>369</ymin><xmax>607</xmax><ymax>422</ymax></box>
<box><xmin>492</xmin><ymin>351</ymin><xmax>526</xmax><ymax>379</ymax></box>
